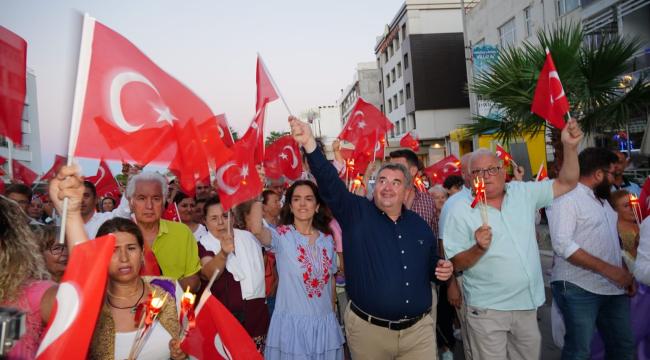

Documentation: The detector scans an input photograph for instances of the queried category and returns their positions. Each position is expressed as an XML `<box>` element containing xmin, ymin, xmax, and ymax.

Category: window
<box><xmin>386</xmin><ymin>74</ymin><xmax>391</xmax><ymax>87</ymax></box>
<box><xmin>401</xmin><ymin>118</ymin><xmax>406</xmax><ymax>132</ymax></box>
<box><xmin>404</xmin><ymin>53</ymin><xmax>409</xmax><ymax>69</ymax></box>
<box><xmin>388</xmin><ymin>99</ymin><xmax>392</xmax><ymax>112</ymax></box>
<box><xmin>524</xmin><ymin>7</ymin><xmax>532</xmax><ymax>38</ymax></box>
<box><xmin>396</xmin><ymin>120</ymin><xmax>401</xmax><ymax>134</ymax></box>
<box><xmin>391</xmin><ymin>127</ymin><xmax>395</xmax><ymax>138</ymax></box>
<box><xmin>380</xmin><ymin>104</ymin><xmax>384</xmax><ymax>113</ymax></box>
<box><xmin>557</xmin><ymin>0</ymin><xmax>580</xmax><ymax>16</ymax></box>
<box><xmin>397</xmin><ymin>63</ymin><xmax>402</xmax><ymax>78</ymax></box>
<box><xmin>379</xmin><ymin>81</ymin><xmax>382</xmax><ymax>92</ymax></box>
<box><xmin>391</xmin><ymin>68</ymin><xmax>396</xmax><ymax>83</ymax></box>
<box><xmin>394</xmin><ymin>38</ymin><xmax>399</xmax><ymax>51</ymax></box>
<box><xmin>399</xmin><ymin>90</ymin><xmax>404</xmax><ymax>105</ymax></box>
<box><xmin>406</xmin><ymin>83</ymin><xmax>411</xmax><ymax>99</ymax></box>
<box><xmin>383</xmin><ymin>50</ymin><xmax>388</xmax><ymax>63</ymax></box>
<box><xmin>393</xmin><ymin>94</ymin><xmax>398</xmax><ymax>107</ymax></box>
<box><xmin>498</xmin><ymin>18</ymin><xmax>516</xmax><ymax>48</ymax></box>
<box><xmin>402</xmin><ymin>24</ymin><xmax>407</xmax><ymax>40</ymax></box>
<box><xmin>410</xmin><ymin>114</ymin><xmax>416</xmax><ymax>129</ymax></box>
<box><xmin>388</xmin><ymin>44</ymin><xmax>393</xmax><ymax>58</ymax></box>
<box><xmin>377</xmin><ymin>58</ymin><xmax>381</xmax><ymax>69</ymax></box>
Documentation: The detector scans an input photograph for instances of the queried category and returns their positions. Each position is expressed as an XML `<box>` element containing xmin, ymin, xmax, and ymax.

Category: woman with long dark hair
<box><xmin>251</xmin><ymin>180</ymin><xmax>344</xmax><ymax>359</ymax></box>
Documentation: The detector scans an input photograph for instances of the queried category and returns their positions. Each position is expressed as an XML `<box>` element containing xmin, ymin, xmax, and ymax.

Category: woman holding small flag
<box><xmin>47</xmin><ymin>166</ymin><xmax>187</xmax><ymax>360</ymax></box>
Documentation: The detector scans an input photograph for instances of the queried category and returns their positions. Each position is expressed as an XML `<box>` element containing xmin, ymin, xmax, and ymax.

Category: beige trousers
<box><xmin>456</xmin><ymin>275</ymin><xmax>473</xmax><ymax>360</ymax></box>
<box><xmin>465</xmin><ymin>305</ymin><xmax>541</xmax><ymax>360</ymax></box>
<box><xmin>344</xmin><ymin>302</ymin><xmax>436</xmax><ymax>360</ymax></box>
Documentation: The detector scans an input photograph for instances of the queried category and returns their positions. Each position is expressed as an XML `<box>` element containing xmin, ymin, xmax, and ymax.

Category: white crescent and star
<box><xmin>548</xmin><ymin>71</ymin><xmax>565</xmax><ymax>103</ymax></box>
<box><xmin>36</xmin><ymin>282</ymin><xmax>81</xmax><ymax>357</ymax></box>
<box><xmin>216</xmin><ymin>161</ymin><xmax>239</xmax><ymax>195</ymax></box>
<box><xmin>94</xmin><ymin>164</ymin><xmax>106</xmax><ymax>186</ymax></box>
<box><xmin>213</xmin><ymin>334</ymin><xmax>233</xmax><ymax>360</ymax></box>
<box><xmin>281</xmin><ymin>145</ymin><xmax>299</xmax><ymax>169</ymax></box>
<box><xmin>109</xmin><ymin>71</ymin><xmax>178</xmax><ymax>133</ymax></box>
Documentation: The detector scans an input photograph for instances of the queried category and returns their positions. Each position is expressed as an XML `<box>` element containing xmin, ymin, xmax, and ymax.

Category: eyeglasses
<box><xmin>471</xmin><ymin>166</ymin><xmax>502</xmax><ymax>178</ymax></box>
<box><xmin>49</xmin><ymin>244</ymin><xmax>67</xmax><ymax>256</ymax></box>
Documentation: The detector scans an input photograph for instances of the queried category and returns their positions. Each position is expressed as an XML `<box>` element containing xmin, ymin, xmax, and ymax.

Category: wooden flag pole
<box><xmin>59</xmin><ymin>13</ymin><xmax>95</xmax><ymax>244</ymax></box>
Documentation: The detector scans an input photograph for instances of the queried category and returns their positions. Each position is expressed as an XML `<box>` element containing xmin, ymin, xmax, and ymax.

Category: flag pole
<box><xmin>7</xmin><ymin>138</ymin><xmax>13</xmax><ymax>179</ymax></box>
<box><xmin>257</xmin><ymin>53</ymin><xmax>293</xmax><ymax>115</ymax></box>
<box><xmin>59</xmin><ymin>13</ymin><xmax>95</xmax><ymax>244</ymax></box>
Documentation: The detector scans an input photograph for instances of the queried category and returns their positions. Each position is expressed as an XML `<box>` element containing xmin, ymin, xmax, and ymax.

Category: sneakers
<box><xmin>440</xmin><ymin>350</ymin><xmax>454</xmax><ymax>360</ymax></box>
<box><xmin>335</xmin><ymin>274</ymin><xmax>346</xmax><ymax>287</ymax></box>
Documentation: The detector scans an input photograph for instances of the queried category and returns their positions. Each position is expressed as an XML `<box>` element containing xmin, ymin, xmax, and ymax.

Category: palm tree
<box><xmin>467</xmin><ymin>23</ymin><xmax>650</xmax><ymax>175</ymax></box>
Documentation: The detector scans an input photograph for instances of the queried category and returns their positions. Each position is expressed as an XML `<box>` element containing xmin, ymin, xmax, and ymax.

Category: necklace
<box><xmin>107</xmin><ymin>278</ymin><xmax>145</xmax><ymax>314</ymax></box>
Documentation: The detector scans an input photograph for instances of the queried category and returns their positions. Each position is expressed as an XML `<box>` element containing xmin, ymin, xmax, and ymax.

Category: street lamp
<box><xmin>619</xmin><ymin>74</ymin><xmax>634</xmax><ymax>158</ymax></box>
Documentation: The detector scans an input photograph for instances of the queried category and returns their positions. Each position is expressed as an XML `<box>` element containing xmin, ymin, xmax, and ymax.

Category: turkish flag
<box><xmin>0</xmin><ymin>26</ymin><xmax>27</xmax><ymax>145</ymax></box>
<box><xmin>263</xmin><ymin>135</ymin><xmax>303</xmax><ymax>180</ymax></box>
<box><xmin>495</xmin><ymin>145</ymin><xmax>513</xmax><ymax>166</ymax></box>
<box><xmin>181</xmin><ymin>295</ymin><xmax>262</xmax><ymax>360</ymax></box>
<box><xmin>36</xmin><ymin>234</ymin><xmax>116</xmax><ymax>360</ymax></box>
<box><xmin>339</xmin><ymin>98</ymin><xmax>393</xmax><ymax>155</ymax></box>
<box><xmin>86</xmin><ymin>160</ymin><xmax>122</xmax><ymax>200</ymax></box>
<box><xmin>215</xmin><ymin>140</ymin><xmax>263</xmax><ymax>211</ymax></box>
<box><xmin>256</xmin><ymin>55</ymin><xmax>279</xmax><ymax>112</ymax></box>
<box><xmin>423</xmin><ymin>155</ymin><xmax>461</xmax><ymax>185</ymax></box>
<box><xmin>400</xmin><ymin>131</ymin><xmax>420</xmax><ymax>152</ymax></box>
<box><xmin>531</xmin><ymin>49</ymin><xmax>570</xmax><ymax>129</ymax></box>
<box><xmin>12</xmin><ymin>159</ymin><xmax>37</xmax><ymax>186</ymax></box>
<box><xmin>41</xmin><ymin>155</ymin><xmax>67</xmax><ymax>181</ymax></box>
<box><xmin>196</xmin><ymin>116</ymin><xmax>233</xmax><ymax>169</ymax></box>
<box><xmin>535</xmin><ymin>163</ymin><xmax>549</xmax><ymax>181</ymax></box>
<box><xmin>348</xmin><ymin>132</ymin><xmax>386</xmax><ymax>175</ymax></box>
<box><xmin>74</xmin><ymin>19</ymin><xmax>217</xmax><ymax>165</ymax></box>
<box><xmin>238</xmin><ymin>98</ymin><xmax>269</xmax><ymax>165</ymax></box>
<box><xmin>215</xmin><ymin>114</ymin><xmax>234</xmax><ymax>147</ymax></box>
<box><xmin>162</xmin><ymin>202</ymin><xmax>181</xmax><ymax>222</ymax></box>
<box><xmin>168</xmin><ymin>119</ymin><xmax>212</xmax><ymax>195</ymax></box>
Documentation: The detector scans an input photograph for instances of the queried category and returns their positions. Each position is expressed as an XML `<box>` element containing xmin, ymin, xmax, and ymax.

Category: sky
<box><xmin>1</xmin><ymin>0</ymin><xmax>400</xmax><ymax>173</ymax></box>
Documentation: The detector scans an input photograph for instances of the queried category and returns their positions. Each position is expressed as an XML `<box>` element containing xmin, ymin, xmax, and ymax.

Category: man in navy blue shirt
<box><xmin>289</xmin><ymin>116</ymin><xmax>453</xmax><ymax>359</ymax></box>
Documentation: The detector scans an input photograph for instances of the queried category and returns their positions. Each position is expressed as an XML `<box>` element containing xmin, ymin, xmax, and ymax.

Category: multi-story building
<box><xmin>338</xmin><ymin>62</ymin><xmax>382</xmax><ymax>128</ymax></box>
<box><xmin>462</xmin><ymin>0</ymin><xmax>650</xmax><ymax>170</ymax></box>
<box><xmin>1</xmin><ymin>69</ymin><xmax>42</xmax><ymax>177</ymax></box>
<box><xmin>375</xmin><ymin>0</ymin><xmax>470</xmax><ymax>166</ymax></box>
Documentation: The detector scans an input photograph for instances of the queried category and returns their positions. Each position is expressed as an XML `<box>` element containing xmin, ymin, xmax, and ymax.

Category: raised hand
<box><xmin>48</xmin><ymin>164</ymin><xmax>84</xmax><ymax>215</ymax></box>
<box><xmin>289</xmin><ymin>116</ymin><xmax>316</xmax><ymax>153</ymax></box>
<box><xmin>561</xmin><ymin>118</ymin><xmax>583</xmax><ymax>150</ymax></box>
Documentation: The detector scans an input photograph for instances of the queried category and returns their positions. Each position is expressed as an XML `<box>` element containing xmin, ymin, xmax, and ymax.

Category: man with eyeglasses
<box><xmin>548</xmin><ymin>147</ymin><xmax>634</xmax><ymax>359</ymax></box>
<box><xmin>442</xmin><ymin>119</ymin><xmax>583</xmax><ymax>359</ymax></box>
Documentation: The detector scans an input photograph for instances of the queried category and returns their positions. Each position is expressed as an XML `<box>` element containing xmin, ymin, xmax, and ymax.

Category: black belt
<box><xmin>350</xmin><ymin>302</ymin><xmax>430</xmax><ymax>331</ymax></box>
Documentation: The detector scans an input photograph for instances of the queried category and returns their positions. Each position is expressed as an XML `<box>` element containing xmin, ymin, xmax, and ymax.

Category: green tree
<box><xmin>467</xmin><ymin>23</ymin><xmax>650</xmax><ymax>173</ymax></box>
<box><xmin>230</xmin><ymin>127</ymin><xmax>239</xmax><ymax>141</ymax></box>
<box><xmin>265</xmin><ymin>130</ymin><xmax>290</xmax><ymax>146</ymax></box>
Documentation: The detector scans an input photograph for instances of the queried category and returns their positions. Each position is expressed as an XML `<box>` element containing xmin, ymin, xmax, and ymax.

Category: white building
<box><xmin>338</xmin><ymin>62</ymin><xmax>382</xmax><ymax>128</ymax></box>
<box><xmin>1</xmin><ymin>69</ymin><xmax>42</xmax><ymax>177</ymax></box>
<box><xmin>375</xmin><ymin>0</ymin><xmax>471</xmax><ymax>166</ymax></box>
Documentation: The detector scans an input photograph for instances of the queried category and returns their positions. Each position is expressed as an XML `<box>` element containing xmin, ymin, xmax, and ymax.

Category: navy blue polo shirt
<box><xmin>307</xmin><ymin>148</ymin><xmax>440</xmax><ymax>321</ymax></box>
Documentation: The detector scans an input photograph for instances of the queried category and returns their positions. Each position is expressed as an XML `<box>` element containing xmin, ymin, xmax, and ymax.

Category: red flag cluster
<box><xmin>495</xmin><ymin>145</ymin><xmax>512</xmax><ymax>167</ymax></box>
<box><xmin>531</xmin><ymin>48</ymin><xmax>570</xmax><ymax>129</ymax></box>
<box><xmin>337</xmin><ymin>98</ymin><xmax>392</xmax><ymax>176</ymax></box>
<box><xmin>0</xmin><ymin>156</ymin><xmax>39</xmax><ymax>186</ymax></box>
<box><xmin>423</xmin><ymin>155</ymin><xmax>461</xmax><ymax>185</ymax></box>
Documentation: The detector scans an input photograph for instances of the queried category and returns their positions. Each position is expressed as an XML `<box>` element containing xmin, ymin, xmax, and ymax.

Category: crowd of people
<box><xmin>1</xmin><ymin>115</ymin><xmax>650</xmax><ymax>360</ymax></box>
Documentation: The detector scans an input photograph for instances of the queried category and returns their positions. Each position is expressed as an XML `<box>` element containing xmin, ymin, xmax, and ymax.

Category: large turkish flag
<box><xmin>74</xmin><ymin>19</ymin><xmax>217</xmax><ymax>165</ymax></box>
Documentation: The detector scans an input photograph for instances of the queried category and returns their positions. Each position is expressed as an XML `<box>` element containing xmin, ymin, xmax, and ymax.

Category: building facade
<box><xmin>463</xmin><ymin>0</ymin><xmax>650</xmax><ymax>167</ymax></box>
<box><xmin>338</xmin><ymin>62</ymin><xmax>382</xmax><ymax>128</ymax></box>
<box><xmin>375</xmin><ymin>0</ymin><xmax>470</xmax><ymax>166</ymax></box>
<box><xmin>1</xmin><ymin>69</ymin><xmax>42</xmax><ymax>177</ymax></box>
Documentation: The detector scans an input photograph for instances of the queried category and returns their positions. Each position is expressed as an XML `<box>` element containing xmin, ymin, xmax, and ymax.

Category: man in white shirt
<box><xmin>548</xmin><ymin>147</ymin><xmax>634</xmax><ymax>359</ymax></box>
<box><xmin>81</xmin><ymin>180</ymin><xmax>131</xmax><ymax>238</ymax></box>
<box><xmin>635</xmin><ymin>217</ymin><xmax>650</xmax><ymax>285</ymax></box>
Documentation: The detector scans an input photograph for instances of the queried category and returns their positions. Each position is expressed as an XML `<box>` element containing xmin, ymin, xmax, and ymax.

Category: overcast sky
<box><xmin>2</xmin><ymin>0</ymin><xmax>400</xmax><ymax>172</ymax></box>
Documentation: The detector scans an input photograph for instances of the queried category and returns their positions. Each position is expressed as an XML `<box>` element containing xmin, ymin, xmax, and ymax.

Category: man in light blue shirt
<box><xmin>443</xmin><ymin>119</ymin><xmax>583</xmax><ymax>359</ymax></box>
